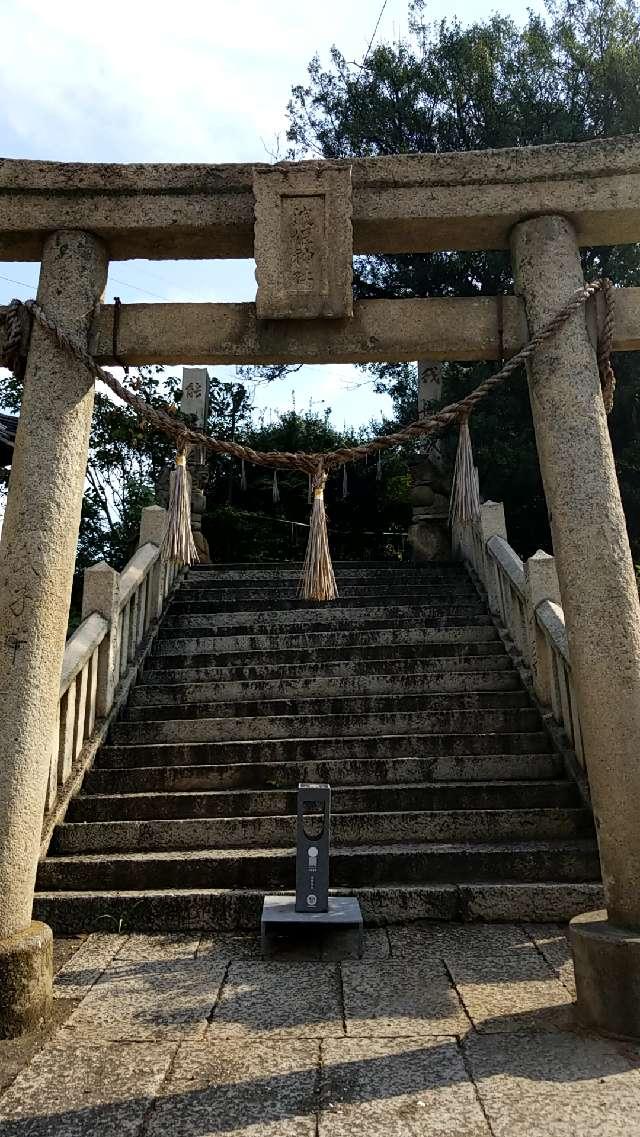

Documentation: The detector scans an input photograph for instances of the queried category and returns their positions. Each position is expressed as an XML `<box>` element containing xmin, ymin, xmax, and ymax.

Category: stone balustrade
<box><xmin>453</xmin><ymin>501</ymin><xmax>585</xmax><ymax>776</ymax></box>
<box><xmin>41</xmin><ymin>504</ymin><xmax>180</xmax><ymax>848</ymax></box>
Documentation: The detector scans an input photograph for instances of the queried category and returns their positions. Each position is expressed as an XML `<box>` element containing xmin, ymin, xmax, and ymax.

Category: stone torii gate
<box><xmin>2</xmin><ymin>138</ymin><xmax>640</xmax><ymax>1037</ymax></box>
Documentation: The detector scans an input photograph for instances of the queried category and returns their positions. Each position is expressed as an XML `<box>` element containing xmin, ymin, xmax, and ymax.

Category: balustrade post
<box><xmin>139</xmin><ymin>505</ymin><xmax>167</xmax><ymax>622</ymax></box>
<box><xmin>512</xmin><ymin>213</ymin><xmax>640</xmax><ymax>1038</ymax></box>
<box><xmin>82</xmin><ymin>562</ymin><xmax>119</xmax><ymax>718</ymax></box>
<box><xmin>0</xmin><ymin>230</ymin><xmax>107</xmax><ymax>1036</ymax></box>
<box><xmin>524</xmin><ymin>550</ymin><xmax>561</xmax><ymax>704</ymax></box>
<box><xmin>478</xmin><ymin>501</ymin><xmax>506</xmax><ymax>613</ymax></box>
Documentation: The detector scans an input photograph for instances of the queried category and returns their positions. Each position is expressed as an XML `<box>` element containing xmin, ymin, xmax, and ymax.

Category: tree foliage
<box><xmin>287</xmin><ymin>0</ymin><xmax>640</xmax><ymax>557</ymax></box>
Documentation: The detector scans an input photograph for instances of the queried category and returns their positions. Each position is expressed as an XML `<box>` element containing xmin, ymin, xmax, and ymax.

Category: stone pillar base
<box><xmin>570</xmin><ymin>910</ymin><xmax>640</xmax><ymax>1040</ymax></box>
<box><xmin>0</xmin><ymin>921</ymin><xmax>53</xmax><ymax>1039</ymax></box>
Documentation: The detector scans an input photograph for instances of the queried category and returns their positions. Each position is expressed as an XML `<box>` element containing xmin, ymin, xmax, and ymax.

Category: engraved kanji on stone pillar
<box><xmin>253</xmin><ymin>163</ymin><xmax>353</xmax><ymax>320</ymax></box>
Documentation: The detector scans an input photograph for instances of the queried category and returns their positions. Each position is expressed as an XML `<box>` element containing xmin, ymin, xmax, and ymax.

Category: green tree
<box><xmin>286</xmin><ymin>0</ymin><xmax>640</xmax><ymax>557</ymax></box>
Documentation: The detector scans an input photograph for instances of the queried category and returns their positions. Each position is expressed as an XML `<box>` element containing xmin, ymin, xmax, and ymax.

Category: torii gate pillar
<box><xmin>511</xmin><ymin>214</ymin><xmax>640</xmax><ymax>1039</ymax></box>
<box><xmin>0</xmin><ymin>230</ymin><xmax>108</xmax><ymax>1036</ymax></box>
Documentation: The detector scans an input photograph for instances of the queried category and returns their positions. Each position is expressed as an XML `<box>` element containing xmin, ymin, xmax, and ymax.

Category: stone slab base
<box><xmin>0</xmin><ymin>922</ymin><xmax>53</xmax><ymax>1039</ymax></box>
<box><xmin>570</xmin><ymin>910</ymin><xmax>640</xmax><ymax>1040</ymax></box>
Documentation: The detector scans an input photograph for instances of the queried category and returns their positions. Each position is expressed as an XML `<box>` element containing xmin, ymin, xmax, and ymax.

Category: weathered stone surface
<box><xmin>342</xmin><ymin>961</ymin><xmax>469</xmax><ymax>1037</ymax></box>
<box><xmin>54</xmin><ymin>933</ymin><xmax>126</xmax><ymax>1000</ymax></box>
<box><xmin>146</xmin><ymin>1039</ymin><xmax>319</xmax><ymax>1137</ymax></box>
<box><xmin>254</xmin><ymin>164</ymin><xmax>353</xmax><ymax>320</ymax></box>
<box><xmin>116</xmin><ymin>933</ymin><xmax>200</xmax><ymax>962</ymax></box>
<box><xmin>320</xmin><ymin>1037</ymin><xmax>489</xmax><ymax>1135</ymax></box>
<box><xmin>62</xmin><ymin>956</ymin><xmax>225</xmax><ymax>1041</ymax></box>
<box><xmin>0</xmin><ymin>231</ymin><xmax>108</xmax><ymax>942</ymax></box>
<box><xmin>444</xmin><ymin>926</ymin><xmax>573</xmax><ymax>1033</ymax></box>
<box><xmin>322</xmin><ymin>928</ymin><xmax>390</xmax><ymax>962</ymax></box>
<box><xmin>6</xmin><ymin>136</ymin><xmax>640</xmax><ymax>259</ymax></box>
<box><xmin>207</xmin><ymin>961</ymin><xmax>344</xmax><ymax>1039</ymax></box>
<box><xmin>570</xmin><ymin>910</ymin><xmax>640</xmax><ymax>1039</ymax></box>
<box><xmin>6</xmin><ymin>286</ymin><xmax>640</xmax><ymax>366</ymax></box>
<box><xmin>525</xmin><ymin>924</ymin><xmax>576</xmax><ymax>997</ymax></box>
<box><xmin>196</xmin><ymin>932</ymin><xmax>263</xmax><ymax>961</ymax></box>
<box><xmin>465</xmin><ymin>1031</ymin><xmax>640</xmax><ymax>1136</ymax></box>
<box><xmin>0</xmin><ymin>1038</ymin><xmax>176</xmax><ymax>1135</ymax></box>
<box><xmin>0</xmin><ymin>923</ymin><xmax>53</xmax><ymax>1040</ymax></box>
<box><xmin>0</xmin><ymin>997</ymin><xmax>79</xmax><ymax>1097</ymax></box>
<box><xmin>512</xmin><ymin>215</ymin><xmax>640</xmax><ymax>926</ymax></box>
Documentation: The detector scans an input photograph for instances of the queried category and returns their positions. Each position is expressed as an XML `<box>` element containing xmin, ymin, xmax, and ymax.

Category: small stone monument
<box><xmin>261</xmin><ymin>783</ymin><xmax>363</xmax><ymax>956</ymax></box>
<box><xmin>157</xmin><ymin>367</ymin><xmax>211</xmax><ymax>561</ymax></box>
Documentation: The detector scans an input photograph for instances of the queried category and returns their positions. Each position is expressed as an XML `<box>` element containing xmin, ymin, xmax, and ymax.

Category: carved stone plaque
<box><xmin>254</xmin><ymin>164</ymin><xmax>353</xmax><ymax>320</ymax></box>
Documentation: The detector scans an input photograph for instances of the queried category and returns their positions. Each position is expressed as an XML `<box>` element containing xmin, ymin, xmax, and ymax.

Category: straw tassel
<box><xmin>376</xmin><ymin>451</ymin><xmax>382</xmax><ymax>481</ymax></box>
<box><xmin>307</xmin><ymin>473</ymin><xmax>313</xmax><ymax>505</ymax></box>
<box><xmin>272</xmin><ymin>469</ymin><xmax>280</xmax><ymax>504</ymax></box>
<box><xmin>161</xmin><ymin>450</ymin><xmax>198</xmax><ymax>565</ymax></box>
<box><xmin>449</xmin><ymin>416</ymin><xmax>481</xmax><ymax>525</ymax></box>
<box><xmin>298</xmin><ymin>464</ymin><xmax>338</xmax><ymax>602</ymax></box>
<box><xmin>240</xmin><ymin>458</ymin><xmax>247</xmax><ymax>491</ymax></box>
<box><xmin>342</xmin><ymin>463</ymin><xmax>348</xmax><ymax>499</ymax></box>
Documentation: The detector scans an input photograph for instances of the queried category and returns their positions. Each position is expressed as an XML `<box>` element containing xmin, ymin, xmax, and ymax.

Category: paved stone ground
<box><xmin>2</xmin><ymin>923</ymin><xmax>640</xmax><ymax>1135</ymax></box>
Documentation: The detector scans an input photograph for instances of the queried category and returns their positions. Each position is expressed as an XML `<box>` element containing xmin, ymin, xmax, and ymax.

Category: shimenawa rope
<box><xmin>1</xmin><ymin>280</ymin><xmax>616</xmax><ymax>599</ymax></box>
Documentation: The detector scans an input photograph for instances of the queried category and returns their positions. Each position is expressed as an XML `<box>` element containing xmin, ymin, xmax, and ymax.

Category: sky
<box><xmin>0</xmin><ymin>0</ymin><xmax>546</xmax><ymax>428</ymax></box>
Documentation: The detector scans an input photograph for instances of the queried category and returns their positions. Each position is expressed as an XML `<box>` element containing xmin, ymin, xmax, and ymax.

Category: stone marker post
<box><xmin>511</xmin><ymin>215</ymin><xmax>640</xmax><ymax>1038</ymax></box>
<box><xmin>0</xmin><ymin>230</ymin><xmax>108</xmax><ymax>1036</ymax></box>
<box><xmin>181</xmin><ymin>367</ymin><xmax>210</xmax><ymax>561</ymax></box>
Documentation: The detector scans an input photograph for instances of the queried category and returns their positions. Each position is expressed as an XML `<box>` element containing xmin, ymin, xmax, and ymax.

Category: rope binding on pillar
<box><xmin>0</xmin><ymin>279</ymin><xmax>617</xmax><ymax>591</ymax></box>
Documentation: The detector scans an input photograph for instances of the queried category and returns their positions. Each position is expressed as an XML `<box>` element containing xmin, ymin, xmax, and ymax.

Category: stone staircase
<box><xmin>34</xmin><ymin>560</ymin><xmax>603</xmax><ymax>931</ymax></box>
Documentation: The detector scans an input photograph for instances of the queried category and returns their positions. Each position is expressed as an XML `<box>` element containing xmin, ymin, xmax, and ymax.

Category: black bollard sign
<box><xmin>295</xmin><ymin>783</ymin><xmax>330</xmax><ymax>913</ymax></box>
<box><xmin>260</xmin><ymin>780</ymin><xmax>362</xmax><ymax>956</ymax></box>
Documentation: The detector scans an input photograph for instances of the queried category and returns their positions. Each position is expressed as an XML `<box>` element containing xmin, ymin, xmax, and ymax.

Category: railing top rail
<box><xmin>486</xmin><ymin>533</ymin><xmax>526</xmax><ymax>598</ymax></box>
<box><xmin>60</xmin><ymin>611</ymin><xmax>108</xmax><ymax>697</ymax></box>
<box><xmin>118</xmin><ymin>542</ymin><xmax>159</xmax><ymax>610</ymax></box>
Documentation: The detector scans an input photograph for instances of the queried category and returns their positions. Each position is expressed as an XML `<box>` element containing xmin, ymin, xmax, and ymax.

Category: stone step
<box><xmin>153</xmin><ymin>625</ymin><xmax>499</xmax><ymax>658</ymax></box>
<box><xmin>36</xmin><ymin>839</ymin><xmax>601</xmax><ymax>892</ymax></box>
<box><xmin>131</xmin><ymin>669</ymin><xmax>521</xmax><ymax>707</ymax></box>
<box><xmin>110</xmin><ymin>706</ymin><xmax>542</xmax><ymax>745</ymax></box>
<box><xmin>162</xmin><ymin>602</ymin><xmax>487</xmax><ymax>631</ymax></box>
<box><xmin>86</xmin><ymin>752</ymin><xmax>563</xmax><ymax>795</ymax></box>
<box><xmin>140</xmin><ymin>653</ymin><xmax>514</xmax><ymax>687</ymax></box>
<box><xmin>68</xmin><ymin>779</ymin><xmax>580</xmax><ymax>822</ymax></box>
<box><xmin>97</xmin><ymin>731</ymin><xmax>554</xmax><ymax>770</ymax></box>
<box><xmin>170</xmin><ymin>587</ymin><xmax>480</xmax><ymax>611</ymax></box>
<box><xmin>145</xmin><ymin>639</ymin><xmax>507</xmax><ymax>672</ymax></box>
<box><xmin>53</xmin><ymin>807</ymin><xmax>593</xmax><ymax>854</ymax></box>
<box><xmin>185</xmin><ymin>561</ymin><xmax>465</xmax><ymax>579</ymax></box>
<box><xmin>124</xmin><ymin>690</ymin><xmax>530</xmax><ymax>724</ymax></box>
<box><xmin>32</xmin><ymin>880</ymin><xmax>606</xmax><ymax>932</ymax></box>
<box><xmin>33</xmin><ymin>877</ymin><xmax>605</xmax><ymax>932</ymax></box>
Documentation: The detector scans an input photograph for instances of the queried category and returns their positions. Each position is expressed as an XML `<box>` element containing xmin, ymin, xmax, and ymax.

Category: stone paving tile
<box><xmin>525</xmin><ymin>923</ymin><xmax>576</xmax><ymax>997</ymax></box>
<box><xmin>145</xmin><ymin>1039</ymin><xmax>319</xmax><ymax>1136</ymax></box>
<box><xmin>0</xmin><ymin>1038</ymin><xmax>176</xmax><ymax>1136</ymax></box>
<box><xmin>0</xmin><ymin>1000</ymin><xmax>80</xmax><ymax>1098</ymax></box>
<box><xmin>52</xmin><ymin>935</ymin><xmax>87</xmax><ymax>975</ymax></box>
<box><xmin>54</xmin><ymin>933</ymin><xmax>127</xmax><ymax>1000</ymax></box>
<box><xmin>443</xmin><ymin>926</ymin><xmax>574</xmax><ymax>1033</ymax></box>
<box><xmin>342</xmin><ymin>961</ymin><xmax>469</xmax><ymax>1037</ymax></box>
<box><xmin>465</xmin><ymin>1031</ymin><xmax>640</xmax><ymax>1135</ymax></box>
<box><xmin>320</xmin><ymin>1037</ymin><xmax>490</xmax><ymax>1135</ymax></box>
<box><xmin>208</xmin><ymin>961</ymin><xmax>345</xmax><ymax>1039</ymax></box>
<box><xmin>196</xmin><ymin>931</ymin><xmax>263</xmax><ymax>961</ymax></box>
<box><xmin>387</xmin><ymin>921</ymin><xmax>468</xmax><ymax>961</ymax></box>
<box><xmin>322</xmin><ymin>927</ymin><xmax>390</xmax><ymax>961</ymax></box>
<box><xmin>116</xmin><ymin>933</ymin><xmax>200</xmax><ymax>961</ymax></box>
<box><xmin>61</xmin><ymin>956</ymin><xmax>226</xmax><ymax>1041</ymax></box>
